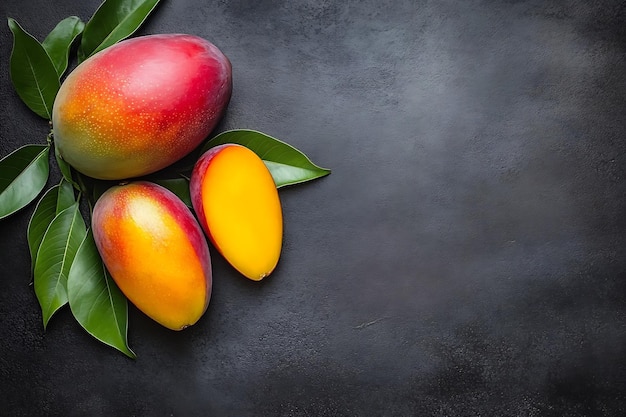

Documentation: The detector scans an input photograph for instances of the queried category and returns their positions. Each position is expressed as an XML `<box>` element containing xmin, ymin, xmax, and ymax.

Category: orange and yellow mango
<box><xmin>52</xmin><ymin>34</ymin><xmax>232</xmax><ymax>180</ymax></box>
<box><xmin>190</xmin><ymin>144</ymin><xmax>283</xmax><ymax>281</ymax></box>
<box><xmin>92</xmin><ymin>181</ymin><xmax>212</xmax><ymax>330</ymax></box>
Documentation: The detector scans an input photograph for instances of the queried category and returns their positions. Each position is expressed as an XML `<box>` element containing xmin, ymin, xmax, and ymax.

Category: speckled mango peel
<box><xmin>52</xmin><ymin>34</ymin><xmax>232</xmax><ymax>180</ymax></box>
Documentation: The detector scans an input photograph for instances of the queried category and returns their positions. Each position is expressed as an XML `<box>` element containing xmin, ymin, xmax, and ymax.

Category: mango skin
<box><xmin>52</xmin><ymin>34</ymin><xmax>232</xmax><ymax>180</ymax></box>
<box><xmin>92</xmin><ymin>181</ymin><xmax>212</xmax><ymax>330</ymax></box>
<box><xmin>190</xmin><ymin>144</ymin><xmax>283</xmax><ymax>281</ymax></box>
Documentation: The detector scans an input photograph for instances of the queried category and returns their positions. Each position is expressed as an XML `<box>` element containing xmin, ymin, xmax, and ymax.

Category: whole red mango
<box><xmin>52</xmin><ymin>34</ymin><xmax>232</xmax><ymax>180</ymax></box>
<box><xmin>92</xmin><ymin>181</ymin><xmax>212</xmax><ymax>330</ymax></box>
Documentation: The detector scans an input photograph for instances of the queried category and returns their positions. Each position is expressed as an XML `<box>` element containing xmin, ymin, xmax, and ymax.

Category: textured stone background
<box><xmin>1</xmin><ymin>0</ymin><xmax>625</xmax><ymax>415</ymax></box>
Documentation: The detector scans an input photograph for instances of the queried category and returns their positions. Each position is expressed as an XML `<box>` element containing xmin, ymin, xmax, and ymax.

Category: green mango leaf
<box><xmin>54</xmin><ymin>143</ymin><xmax>79</xmax><ymax>189</ymax></box>
<box><xmin>7</xmin><ymin>18</ymin><xmax>60</xmax><ymax>119</ymax></box>
<box><xmin>34</xmin><ymin>202</ymin><xmax>87</xmax><ymax>328</ymax></box>
<box><xmin>153</xmin><ymin>178</ymin><xmax>192</xmax><ymax>207</ymax></box>
<box><xmin>68</xmin><ymin>230</ymin><xmax>135</xmax><ymax>359</ymax></box>
<box><xmin>55</xmin><ymin>179</ymin><xmax>76</xmax><ymax>214</ymax></box>
<box><xmin>0</xmin><ymin>144</ymin><xmax>50</xmax><ymax>220</ymax></box>
<box><xmin>78</xmin><ymin>0</ymin><xmax>162</xmax><ymax>61</ymax></box>
<box><xmin>28</xmin><ymin>188</ymin><xmax>59</xmax><ymax>271</ymax></box>
<box><xmin>27</xmin><ymin>180</ymin><xmax>76</xmax><ymax>272</ymax></box>
<box><xmin>42</xmin><ymin>16</ymin><xmax>85</xmax><ymax>78</ymax></box>
<box><xmin>203</xmin><ymin>129</ymin><xmax>331</xmax><ymax>188</ymax></box>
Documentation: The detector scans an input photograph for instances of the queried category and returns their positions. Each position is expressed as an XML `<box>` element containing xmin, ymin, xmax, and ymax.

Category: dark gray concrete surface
<box><xmin>1</xmin><ymin>0</ymin><xmax>625</xmax><ymax>415</ymax></box>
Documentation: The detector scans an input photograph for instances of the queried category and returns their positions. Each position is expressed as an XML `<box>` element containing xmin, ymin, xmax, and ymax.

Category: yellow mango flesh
<box><xmin>92</xmin><ymin>182</ymin><xmax>212</xmax><ymax>330</ymax></box>
<box><xmin>192</xmin><ymin>145</ymin><xmax>283</xmax><ymax>280</ymax></box>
